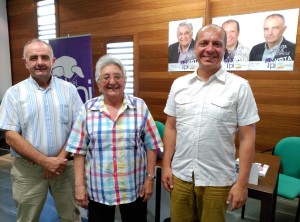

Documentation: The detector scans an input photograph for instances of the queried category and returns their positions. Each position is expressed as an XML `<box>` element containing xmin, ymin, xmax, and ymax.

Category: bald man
<box><xmin>249</xmin><ymin>14</ymin><xmax>295</xmax><ymax>62</ymax></box>
<box><xmin>163</xmin><ymin>24</ymin><xmax>259</xmax><ymax>222</ymax></box>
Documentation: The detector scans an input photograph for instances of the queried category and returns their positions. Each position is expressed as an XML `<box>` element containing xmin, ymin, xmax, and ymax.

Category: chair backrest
<box><xmin>155</xmin><ymin>121</ymin><xmax>165</xmax><ymax>139</ymax></box>
<box><xmin>274</xmin><ymin>137</ymin><xmax>300</xmax><ymax>178</ymax></box>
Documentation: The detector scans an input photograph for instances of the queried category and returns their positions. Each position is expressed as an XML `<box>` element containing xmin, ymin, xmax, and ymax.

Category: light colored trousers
<box><xmin>170</xmin><ymin>175</ymin><xmax>231</xmax><ymax>222</ymax></box>
<box><xmin>11</xmin><ymin>157</ymin><xmax>81</xmax><ymax>222</ymax></box>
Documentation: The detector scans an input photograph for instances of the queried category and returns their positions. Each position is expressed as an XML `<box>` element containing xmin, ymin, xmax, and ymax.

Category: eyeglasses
<box><xmin>100</xmin><ymin>73</ymin><xmax>124</xmax><ymax>82</ymax></box>
<box><xmin>177</xmin><ymin>31</ymin><xmax>191</xmax><ymax>38</ymax></box>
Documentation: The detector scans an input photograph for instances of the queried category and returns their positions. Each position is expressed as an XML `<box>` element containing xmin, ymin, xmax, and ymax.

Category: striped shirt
<box><xmin>0</xmin><ymin>75</ymin><xmax>83</xmax><ymax>157</ymax></box>
<box><xmin>66</xmin><ymin>94</ymin><xmax>162</xmax><ymax>205</ymax></box>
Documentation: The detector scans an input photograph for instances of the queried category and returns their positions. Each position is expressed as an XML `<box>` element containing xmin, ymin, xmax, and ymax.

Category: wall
<box><xmin>6</xmin><ymin>0</ymin><xmax>37</xmax><ymax>84</ymax></box>
<box><xmin>210</xmin><ymin>0</ymin><xmax>300</xmax><ymax>149</ymax></box>
<box><xmin>6</xmin><ymin>0</ymin><xmax>300</xmax><ymax>151</ymax></box>
<box><xmin>0</xmin><ymin>0</ymin><xmax>12</xmax><ymax>98</ymax></box>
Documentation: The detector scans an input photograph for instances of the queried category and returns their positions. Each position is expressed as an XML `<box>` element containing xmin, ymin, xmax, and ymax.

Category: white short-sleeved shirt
<box><xmin>164</xmin><ymin>67</ymin><xmax>260</xmax><ymax>186</ymax></box>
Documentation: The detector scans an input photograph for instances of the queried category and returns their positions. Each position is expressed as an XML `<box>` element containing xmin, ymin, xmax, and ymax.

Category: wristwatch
<box><xmin>146</xmin><ymin>173</ymin><xmax>156</xmax><ymax>181</ymax></box>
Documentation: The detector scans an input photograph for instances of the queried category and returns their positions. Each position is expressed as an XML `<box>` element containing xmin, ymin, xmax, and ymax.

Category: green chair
<box><xmin>242</xmin><ymin>137</ymin><xmax>300</xmax><ymax>222</ymax></box>
<box><xmin>274</xmin><ymin>137</ymin><xmax>300</xmax><ymax>222</ymax></box>
<box><xmin>155</xmin><ymin>120</ymin><xmax>165</xmax><ymax>139</ymax></box>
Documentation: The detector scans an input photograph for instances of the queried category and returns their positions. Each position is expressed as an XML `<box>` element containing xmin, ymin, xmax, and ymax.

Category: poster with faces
<box><xmin>213</xmin><ymin>8</ymin><xmax>299</xmax><ymax>71</ymax></box>
<box><xmin>168</xmin><ymin>18</ymin><xmax>203</xmax><ymax>72</ymax></box>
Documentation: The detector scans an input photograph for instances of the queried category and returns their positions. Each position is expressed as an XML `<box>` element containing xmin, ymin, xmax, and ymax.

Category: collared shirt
<box><xmin>224</xmin><ymin>43</ymin><xmax>238</xmax><ymax>63</ymax></box>
<box><xmin>178</xmin><ymin>41</ymin><xmax>195</xmax><ymax>63</ymax></box>
<box><xmin>262</xmin><ymin>37</ymin><xmax>283</xmax><ymax>62</ymax></box>
<box><xmin>66</xmin><ymin>94</ymin><xmax>162</xmax><ymax>205</ymax></box>
<box><xmin>164</xmin><ymin>68</ymin><xmax>260</xmax><ymax>186</ymax></box>
<box><xmin>0</xmin><ymin>75</ymin><xmax>83</xmax><ymax>157</ymax></box>
<box><xmin>224</xmin><ymin>42</ymin><xmax>250</xmax><ymax>63</ymax></box>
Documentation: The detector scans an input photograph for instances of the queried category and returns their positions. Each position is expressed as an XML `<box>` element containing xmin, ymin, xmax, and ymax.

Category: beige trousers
<box><xmin>11</xmin><ymin>157</ymin><xmax>81</xmax><ymax>222</ymax></box>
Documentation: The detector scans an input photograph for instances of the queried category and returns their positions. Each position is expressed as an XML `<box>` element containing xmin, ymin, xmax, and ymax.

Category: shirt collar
<box><xmin>124</xmin><ymin>94</ymin><xmax>136</xmax><ymax>109</ymax></box>
<box><xmin>177</xmin><ymin>41</ymin><xmax>192</xmax><ymax>54</ymax></box>
<box><xmin>29</xmin><ymin>75</ymin><xmax>53</xmax><ymax>91</ymax></box>
<box><xmin>214</xmin><ymin>67</ymin><xmax>226</xmax><ymax>82</ymax></box>
<box><xmin>264</xmin><ymin>37</ymin><xmax>283</xmax><ymax>51</ymax></box>
<box><xmin>190</xmin><ymin>67</ymin><xmax>226</xmax><ymax>83</ymax></box>
<box><xmin>95</xmin><ymin>94</ymin><xmax>135</xmax><ymax>113</ymax></box>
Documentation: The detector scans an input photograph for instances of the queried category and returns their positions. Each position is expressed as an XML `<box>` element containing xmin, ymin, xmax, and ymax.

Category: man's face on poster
<box><xmin>264</xmin><ymin>16</ymin><xmax>286</xmax><ymax>47</ymax></box>
<box><xmin>177</xmin><ymin>25</ymin><xmax>193</xmax><ymax>49</ymax></box>
<box><xmin>222</xmin><ymin>22</ymin><xmax>239</xmax><ymax>49</ymax></box>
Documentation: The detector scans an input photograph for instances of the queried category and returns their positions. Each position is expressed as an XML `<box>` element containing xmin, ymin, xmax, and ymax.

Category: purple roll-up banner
<box><xmin>49</xmin><ymin>34</ymin><xmax>94</xmax><ymax>102</ymax></box>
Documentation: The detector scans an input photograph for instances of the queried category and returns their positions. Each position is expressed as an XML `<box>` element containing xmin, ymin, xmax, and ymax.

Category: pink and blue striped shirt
<box><xmin>66</xmin><ymin>94</ymin><xmax>163</xmax><ymax>205</ymax></box>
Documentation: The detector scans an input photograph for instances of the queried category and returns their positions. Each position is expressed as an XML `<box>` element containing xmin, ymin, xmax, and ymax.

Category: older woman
<box><xmin>66</xmin><ymin>55</ymin><xmax>162</xmax><ymax>222</ymax></box>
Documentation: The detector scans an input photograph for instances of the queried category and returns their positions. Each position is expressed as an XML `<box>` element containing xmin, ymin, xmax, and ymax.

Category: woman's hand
<box><xmin>75</xmin><ymin>184</ymin><xmax>89</xmax><ymax>208</ymax></box>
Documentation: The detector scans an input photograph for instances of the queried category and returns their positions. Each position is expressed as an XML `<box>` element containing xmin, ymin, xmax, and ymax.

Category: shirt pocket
<box><xmin>175</xmin><ymin>96</ymin><xmax>194</xmax><ymax>117</ymax></box>
<box><xmin>59</xmin><ymin>104</ymin><xmax>70</xmax><ymax>124</ymax></box>
<box><xmin>208</xmin><ymin>100</ymin><xmax>236</xmax><ymax>121</ymax></box>
<box><xmin>114</xmin><ymin>128</ymin><xmax>143</xmax><ymax>150</ymax></box>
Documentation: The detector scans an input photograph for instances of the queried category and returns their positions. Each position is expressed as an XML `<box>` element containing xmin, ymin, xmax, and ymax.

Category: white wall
<box><xmin>0</xmin><ymin>0</ymin><xmax>12</xmax><ymax>99</ymax></box>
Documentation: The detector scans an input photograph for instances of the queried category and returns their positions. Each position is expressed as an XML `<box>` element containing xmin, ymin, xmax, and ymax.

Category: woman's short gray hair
<box><xmin>95</xmin><ymin>54</ymin><xmax>127</xmax><ymax>81</ymax></box>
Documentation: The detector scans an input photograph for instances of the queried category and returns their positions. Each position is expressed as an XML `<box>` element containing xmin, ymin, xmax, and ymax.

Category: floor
<box><xmin>0</xmin><ymin>148</ymin><xmax>298</xmax><ymax>222</ymax></box>
<box><xmin>226</xmin><ymin>197</ymin><xmax>298</xmax><ymax>222</ymax></box>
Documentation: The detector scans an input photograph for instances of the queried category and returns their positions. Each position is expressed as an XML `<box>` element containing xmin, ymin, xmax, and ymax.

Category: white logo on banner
<box><xmin>52</xmin><ymin>56</ymin><xmax>93</xmax><ymax>102</ymax></box>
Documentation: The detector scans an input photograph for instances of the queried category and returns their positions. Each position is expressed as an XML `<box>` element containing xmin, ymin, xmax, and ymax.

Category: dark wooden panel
<box><xmin>58</xmin><ymin>0</ymin><xmax>205</xmax><ymax>23</ymax></box>
<box><xmin>211</xmin><ymin>0</ymin><xmax>300</xmax><ymax>18</ymax></box>
<box><xmin>7</xmin><ymin>0</ymin><xmax>38</xmax><ymax>85</ymax></box>
<box><xmin>7</xmin><ymin>0</ymin><xmax>36</xmax><ymax>15</ymax></box>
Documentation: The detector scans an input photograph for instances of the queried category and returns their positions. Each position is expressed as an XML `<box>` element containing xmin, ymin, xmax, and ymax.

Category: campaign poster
<box><xmin>168</xmin><ymin>18</ymin><xmax>203</xmax><ymax>72</ymax></box>
<box><xmin>213</xmin><ymin>8</ymin><xmax>299</xmax><ymax>71</ymax></box>
<box><xmin>49</xmin><ymin>35</ymin><xmax>94</xmax><ymax>102</ymax></box>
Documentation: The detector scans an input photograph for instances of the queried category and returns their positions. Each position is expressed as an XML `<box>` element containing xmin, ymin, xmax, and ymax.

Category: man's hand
<box><xmin>226</xmin><ymin>183</ymin><xmax>248</xmax><ymax>211</ymax></box>
<box><xmin>162</xmin><ymin>167</ymin><xmax>173</xmax><ymax>192</ymax></box>
<box><xmin>43</xmin><ymin>171</ymin><xmax>56</xmax><ymax>179</ymax></box>
<box><xmin>42</xmin><ymin>157</ymin><xmax>68</xmax><ymax>176</ymax></box>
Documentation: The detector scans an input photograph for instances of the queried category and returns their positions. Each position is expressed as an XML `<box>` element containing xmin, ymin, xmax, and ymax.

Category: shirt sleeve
<box><xmin>0</xmin><ymin>88</ymin><xmax>21</xmax><ymax>132</ymax></box>
<box><xmin>237</xmin><ymin>82</ymin><xmax>260</xmax><ymax>126</ymax></box>
<box><xmin>66</xmin><ymin>105</ymin><xmax>89</xmax><ymax>155</ymax></box>
<box><xmin>140</xmin><ymin>101</ymin><xmax>163</xmax><ymax>151</ymax></box>
<box><xmin>164</xmin><ymin>80</ymin><xmax>177</xmax><ymax>117</ymax></box>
